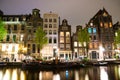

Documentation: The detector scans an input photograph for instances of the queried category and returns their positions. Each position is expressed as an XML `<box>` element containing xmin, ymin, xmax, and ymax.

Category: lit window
<box><xmin>74</xmin><ymin>42</ymin><xmax>77</xmax><ymax>47</ymax></box>
<box><xmin>84</xmin><ymin>42</ymin><xmax>86</xmax><ymax>46</ymax></box>
<box><xmin>109</xmin><ymin>22</ymin><xmax>112</xmax><ymax>27</ymax></box>
<box><xmin>74</xmin><ymin>48</ymin><xmax>78</xmax><ymax>52</ymax></box>
<box><xmin>79</xmin><ymin>42</ymin><xmax>82</xmax><ymax>47</ymax></box>
<box><xmin>93</xmin><ymin>28</ymin><xmax>96</xmax><ymax>33</ymax></box>
<box><xmin>66</xmin><ymin>38</ymin><xmax>70</xmax><ymax>43</ymax></box>
<box><xmin>20</xmin><ymin>35</ymin><xmax>24</xmax><ymax>41</ymax></box>
<box><xmin>100</xmin><ymin>22</ymin><xmax>103</xmax><ymax>27</ymax></box>
<box><xmin>88</xmin><ymin>28</ymin><xmax>92</xmax><ymax>33</ymax></box>
<box><xmin>66</xmin><ymin>32</ymin><xmax>70</xmax><ymax>37</ymax></box>
<box><xmin>60</xmin><ymin>37</ymin><xmax>64</xmax><ymax>43</ymax></box>
<box><xmin>104</xmin><ymin>23</ymin><xmax>108</xmax><ymax>28</ymax></box>
<box><xmin>60</xmin><ymin>32</ymin><xmax>64</xmax><ymax>36</ymax></box>
<box><xmin>66</xmin><ymin>44</ymin><xmax>70</xmax><ymax>49</ymax></box>
<box><xmin>94</xmin><ymin>43</ymin><xmax>98</xmax><ymax>48</ymax></box>
<box><xmin>89</xmin><ymin>43</ymin><xmax>92</xmax><ymax>48</ymax></box>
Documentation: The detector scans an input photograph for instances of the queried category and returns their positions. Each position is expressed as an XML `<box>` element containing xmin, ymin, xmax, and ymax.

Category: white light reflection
<box><xmin>20</xmin><ymin>71</ymin><xmax>26</xmax><ymax>80</ymax></box>
<box><xmin>75</xmin><ymin>70</ymin><xmax>79</xmax><ymax>80</ymax></box>
<box><xmin>0</xmin><ymin>70</ymin><xmax>3</xmax><ymax>80</ymax></box>
<box><xmin>3</xmin><ymin>69</ymin><xmax>10</xmax><ymax>80</ymax></box>
<box><xmin>53</xmin><ymin>74</ymin><xmax>60</xmax><ymax>80</ymax></box>
<box><xmin>85</xmin><ymin>74</ymin><xmax>89</xmax><ymax>80</ymax></box>
<box><xmin>12</xmin><ymin>69</ymin><xmax>17</xmax><ymax>80</ymax></box>
<box><xmin>39</xmin><ymin>71</ymin><xmax>42</xmax><ymax>80</ymax></box>
<box><xmin>100</xmin><ymin>67</ymin><xmax>108</xmax><ymax>80</ymax></box>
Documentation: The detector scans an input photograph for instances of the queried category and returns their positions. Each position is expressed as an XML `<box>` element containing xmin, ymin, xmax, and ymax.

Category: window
<box><xmin>100</xmin><ymin>22</ymin><xmax>103</xmax><ymax>27</ymax></box>
<box><xmin>32</xmin><ymin>44</ymin><xmax>36</xmax><ymax>53</ymax></box>
<box><xmin>49</xmin><ymin>37</ymin><xmax>52</xmax><ymax>43</ymax></box>
<box><xmin>66</xmin><ymin>44</ymin><xmax>70</xmax><ymax>49</ymax></box>
<box><xmin>104</xmin><ymin>23</ymin><xmax>108</xmax><ymax>28</ymax></box>
<box><xmin>13</xmin><ymin>35</ymin><xmax>16</xmax><ymax>42</ymax></box>
<box><xmin>53</xmin><ymin>19</ymin><xmax>57</xmax><ymax>22</ymax></box>
<box><xmin>49</xmin><ymin>19</ymin><xmax>52</xmax><ymax>22</ymax></box>
<box><xmin>53</xmin><ymin>30</ymin><xmax>57</xmax><ymax>34</ymax></box>
<box><xmin>74</xmin><ymin>42</ymin><xmax>77</xmax><ymax>47</ymax></box>
<box><xmin>93</xmin><ymin>36</ymin><xmax>96</xmax><ymax>40</ymax></box>
<box><xmin>8</xmin><ymin>25</ymin><xmax>11</xmax><ymax>33</ymax></box>
<box><xmin>79</xmin><ymin>42</ymin><xmax>82</xmax><ymax>47</ymax></box>
<box><xmin>45</xmin><ymin>19</ymin><xmax>48</xmax><ymax>22</ymax></box>
<box><xmin>49</xmin><ymin>30</ymin><xmax>52</xmax><ymax>34</ymax></box>
<box><xmin>49</xmin><ymin>24</ymin><xmax>52</xmax><ymax>28</ymax></box>
<box><xmin>44</xmin><ymin>30</ymin><xmax>47</xmax><ymax>34</ymax></box>
<box><xmin>28</xmin><ymin>44</ymin><xmax>31</xmax><ymax>48</ymax></box>
<box><xmin>44</xmin><ymin>24</ymin><xmax>48</xmax><ymax>28</ymax></box>
<box><xmin>54</xmin><ymin>38</ymin><xmax>57</xmax><ymax>43</ymax></box>
<box><xmin>60</xmin><ymin>44</ymin><xmax>64</xmax><ymax>49</ymax></box>
<box><xmin>89</xmin><ymin>43</ymin><xmax>93</xmax><ymax>49</ymax></box>
<box><xmin>94</xmin><ymin>43</ymin><xmax>98</xmax><ymax>48</ymax></box>
<box><xmin>6</xmin><ymin>35</ymin><xmax>10</xmax><ymax>41</ymax></box>
<box><xmin>60</xmin><ymin>37</ymin><xmax>64</xmax><ymax>43</ymax></box>
<box><xmin>93</xmin><ymin>28</ymin><xmax>96</xmax><ymax>33</ymax></box>
<box><xmin>88</xmin><ymin>28</ymin><xmax>92</xmax><ymax>33</ymax></box>
<box><xmin>21</xmin><ymin>25</ymin><xmax>25</xmax><ymax>30</ymax></box>
<box><xmin>53</xmin><ymin>24</ymin><xmax>57</xmax><ymax>28</ymax></box>
<box><xmin>66</xmin><ymin>38</ymin><xmax>70</xmax><ymax>43</ymax></box>
<box><xmin>66</xmin><ymin>32</ymin><xmax>70</xmax><ymax>37</ymax></box>
<box><xmin>60</xmin><ymin>32</ymin><xmax>64</xmax><ymax>36</ymax></box>
<box><xmin>74</xmin><ymin>48</ymin><xmax>78</xmax><ymax>52</ymax></box>
<box><xmin>20</xmin><ymin>35</ymin><xmax>24</xmax><ymax>41</ymax></box>
<box><xmin>109</xmin><ymin>22</ymin><xmax>112</xmax><ymax>27</ymax></box>
<box><xmin>14</xmin><ymin>25</ymin><xmax>17</xmax><ymax>30</ymax></box>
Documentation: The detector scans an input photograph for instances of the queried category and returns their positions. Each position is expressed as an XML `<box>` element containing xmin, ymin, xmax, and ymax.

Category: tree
<box><xmin>0</xmin><ymin>17</ymin><xmax>7</xmax><ymax>42</ymax></box>
<box><xmin>114</xmin><ymin>29</ymin><xmax>120</xmax><ymax>49</ymax></box>
<box><xmin>78</xmin><ymin>27</ymin><xmax>90</xmax><ymax>56</ymax></box>
<box><xmin>35</xmin><ymin>27</ymin><xmax>48</xmax><ymax>58</ymax></box>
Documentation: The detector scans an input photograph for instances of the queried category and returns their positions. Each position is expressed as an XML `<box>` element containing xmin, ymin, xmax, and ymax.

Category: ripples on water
<box><xmin>0</xmin><ymin>65</ymin><xmax>120</xmax><ymax>80</ymax></box>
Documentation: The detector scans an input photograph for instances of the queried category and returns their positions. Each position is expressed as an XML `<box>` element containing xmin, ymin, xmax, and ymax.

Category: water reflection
<box><xmin>0</xmin><ymin>65</ymin><xmax>120</xmax><ymax>80</ymax></box>
<box><xmin>100</xmin><ymin>67</ymin><xmax>108</xmax><ymax>80</ymax></box>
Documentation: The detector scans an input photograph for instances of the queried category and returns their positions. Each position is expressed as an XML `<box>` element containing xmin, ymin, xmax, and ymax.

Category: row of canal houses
<box><xmin>0</xmin><ymin>8</ymin><xmax>120</xmax><ymax>61</ymax></box>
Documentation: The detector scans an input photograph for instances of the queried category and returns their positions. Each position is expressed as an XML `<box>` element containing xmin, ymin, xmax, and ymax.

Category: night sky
<box><xmin>0</xmin><ymin>0</ymin><xmax>120</xmax><ymax>32</ymax></box>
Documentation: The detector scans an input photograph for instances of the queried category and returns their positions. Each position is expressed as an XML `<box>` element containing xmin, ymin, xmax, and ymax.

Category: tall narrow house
<box><xmin>88</xmin><ymin>8</ymin><xmax>114</xmax><ymax>59</ymax></box>
<box><xmin>43</xmin><ymin>12</ymin><xmax>59</xmax><ymax>59</ymax></box>
<box><xmin>58</xmin><ymin>19</ymin><xmax>72</xmax><ymax>60</ymax></box>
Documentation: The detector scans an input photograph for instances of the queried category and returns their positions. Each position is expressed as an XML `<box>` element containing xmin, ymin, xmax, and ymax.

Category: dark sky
<box><xmin>0</xmin><ymin>0</ymin><xmax>120</xmax><ymax>32</ymax></box>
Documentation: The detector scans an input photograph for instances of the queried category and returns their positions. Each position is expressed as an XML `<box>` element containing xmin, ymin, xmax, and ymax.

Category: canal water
<box><xmin>0</xmin><ymin>65</ymin><xmax>120</xmax><ymax>80</ymax></box>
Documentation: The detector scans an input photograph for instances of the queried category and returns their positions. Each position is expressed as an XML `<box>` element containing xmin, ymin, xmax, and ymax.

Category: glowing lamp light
<box><xmin>99</xmin><ymin>45</ymin><xmax>105</xmax><ymax>60</ymax></box>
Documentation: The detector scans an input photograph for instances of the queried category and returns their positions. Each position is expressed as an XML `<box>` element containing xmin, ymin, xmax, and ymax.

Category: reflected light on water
<box><xmin>39</xmin><ymin>71</ymin><xmax>42</xmax><ymax>80</ymax></box>
<box><xmin>100</xmin><ymin>67</ymin><xmax>108</xmax><ymax>80</ymax></box>
<box><xmin>0</xmin><ymin>70</ymin><xmax>3</xmax><ymax>80</ymax></box>
<box><xmin>75</xmin><ymin>70</ymin><xmax>79</xmax><ymax>80</ymax></box>
<box><xmin>12</xmin><ymin>69</ymin><xmax>17</xmax><ymax>80</ymax></box>
<box><xmin>20</xmin><ymin>71</ymin><xmax>26</xmax><ymax>80</ymax></box>
<box><xmin>3</xmin><ymin>69</ymin><xmax>10</xmax><ymax>80</ymax></box>
<box><xmin>85</xmin><ymin>74</ymin><xmax>89</xmax><ymax>80</ymax></box>
<box><xmin>53</xmin><ymin>74</ymin><xmax>60</xmax><ymax>80</ymax></box>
